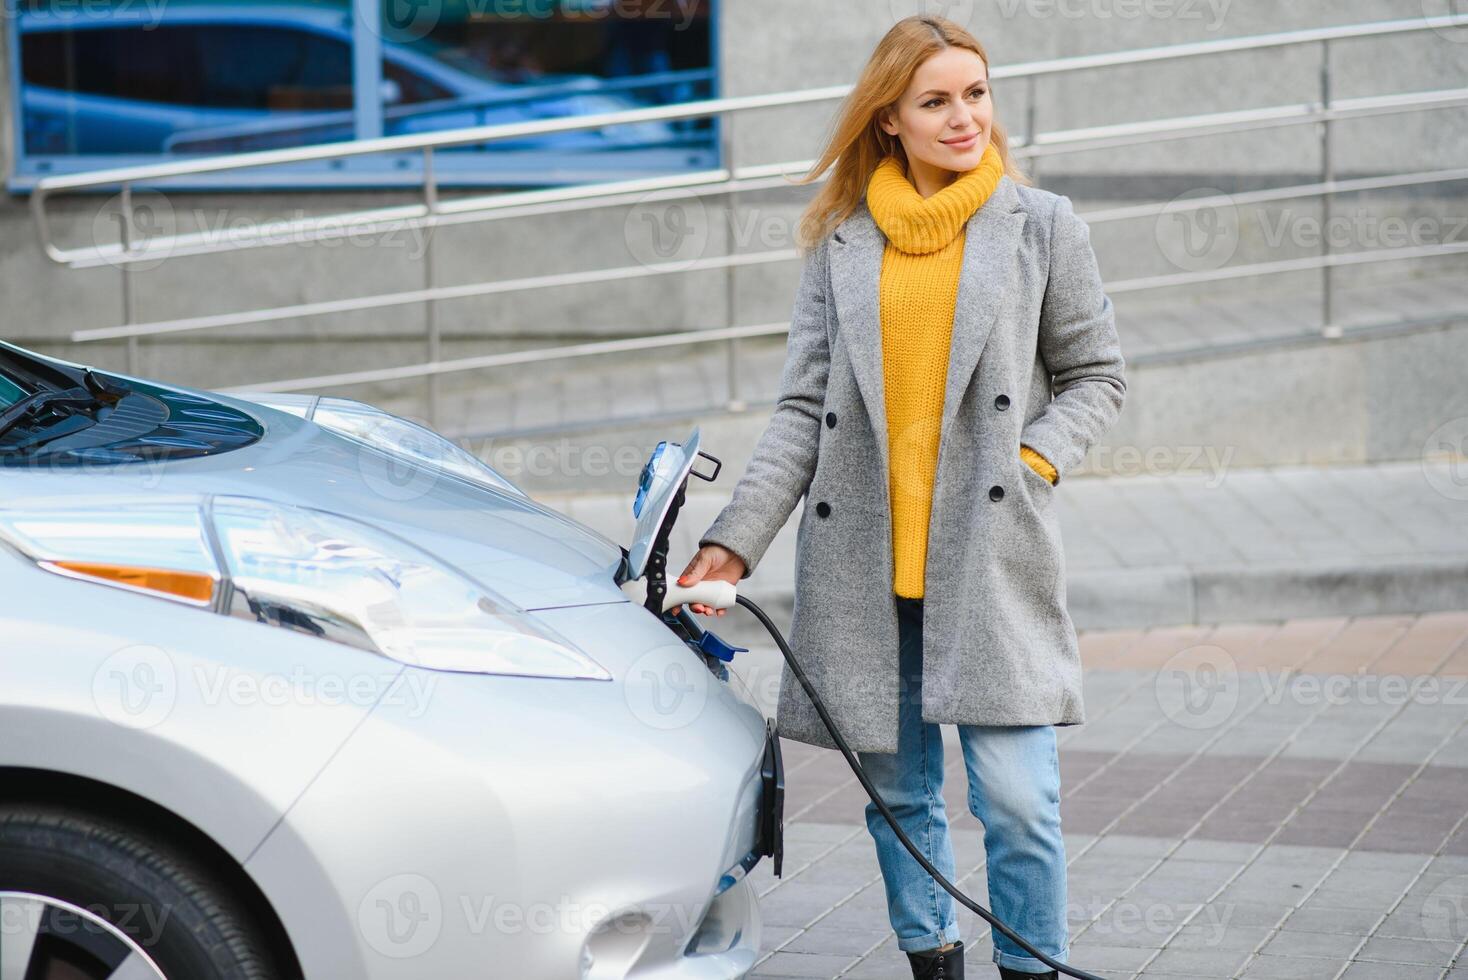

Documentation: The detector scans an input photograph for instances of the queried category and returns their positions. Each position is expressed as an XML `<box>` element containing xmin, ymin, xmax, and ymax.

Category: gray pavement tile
<box><xmin>1168</xmin><ymin>839</ymin><xmax>1260</xmax><ymax>864</ymax></box>
<box><xmin>774</xmin><ymin>927</ymin><xmax>885</xmax><ymax>957</ymax></box>
<box><xmin>1279</xmin><ymin>907</ymin><xmax>1385</xmax><ymax>936</ymax></box>
<box><xmin>1355</xmin><ymin>935</ymin><xmax>1458</xmax><ymax>966</ymax></box>
<box><xmin>1142</xmin><ymin>946</ymin><xmax>1254</xmax><ymax>977</ymax></box>
<box><xmin>747</xmin><ymin>950</ymin><xmax>861</xmax><ymax>978</ymax></box>
<box><xmin>1261</xmin><ymin>928</ymin><xmax>1364</xmax><ymax>959</ymax></box>
<box><xmin>1167</xmin><ymin>920</ymin><xmax>1275</xmax><ymax>951</ymax></box>
<box><xmin>1339</xmin><ymin>964</ymin><xmax>1445</xmax><ymax>980</ymax></box>
<box><xmin>1065</xmin><ymin>942</ymin><xmax>1160</xmax><ymax>971</ymax></box>
<box><xmin>1239</xmin><ymin>954</ymin><xmax>1352</xmax><ymax>978</ymax></box>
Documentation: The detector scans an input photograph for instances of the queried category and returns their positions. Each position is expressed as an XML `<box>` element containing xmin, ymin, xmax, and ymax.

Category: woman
<box><xmin>675</xmin><ymin>15</ymin><xmax>1126</xmax><ymax>980</ymax></box>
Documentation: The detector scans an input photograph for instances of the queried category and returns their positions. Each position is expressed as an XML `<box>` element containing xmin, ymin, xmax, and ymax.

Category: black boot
<box><xmin>997</xmin><ymin>967</ymin><xmax>1057</xmax><ymax>979</ymax></box>
<box><xmin>906</xmin><ymin>939</ymin><xmax>964</xmax><ymax>979</ymax></box>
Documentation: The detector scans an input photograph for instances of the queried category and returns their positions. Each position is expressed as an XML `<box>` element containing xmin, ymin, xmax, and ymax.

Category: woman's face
<box><xmin>878</xmin><ymin>47</ymin><xmax>993</xmax><ymax>181</ymax></box>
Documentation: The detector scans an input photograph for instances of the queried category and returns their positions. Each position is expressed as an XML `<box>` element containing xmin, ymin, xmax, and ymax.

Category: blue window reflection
<box><xmin>11</xmin><ymin>0</ymin><xmax>718</xmax><ymax>188</ymax></box>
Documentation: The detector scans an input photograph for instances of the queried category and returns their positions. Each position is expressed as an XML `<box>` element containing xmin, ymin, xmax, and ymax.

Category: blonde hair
<box><xmin>788</xmin><ymin>15</ymin><xmax>1031</xmax><ymax>253</ymax></box>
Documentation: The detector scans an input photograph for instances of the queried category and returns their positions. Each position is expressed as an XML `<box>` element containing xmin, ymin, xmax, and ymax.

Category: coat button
<box><xmin>825</xmin><ymin>411</ymin><xmax>837</xmax><ymax>428</ymax></box>
<box><xmin>994</xmin><ymin>394</ymin><xmax>1010</xmax><ymax>411</ymax></box>
<box><xmin>816</xmin><ymin>501</ymin><xmax>831</xmax><ymax>518</ymax></box>
<box><xmin>989</xmin><ymin>485</ymin><xmax>1004</xmax><ymax>502</ymax></box>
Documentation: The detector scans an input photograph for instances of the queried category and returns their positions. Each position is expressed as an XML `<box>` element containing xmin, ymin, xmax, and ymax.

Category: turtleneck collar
<box><xmin>865</xmin><ymin>141</ymin><xmax>1005</xmax><ymax>255</ymax></box>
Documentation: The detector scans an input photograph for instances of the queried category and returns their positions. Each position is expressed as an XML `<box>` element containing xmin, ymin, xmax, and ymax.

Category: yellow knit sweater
<box><xmin>866</xmin><ymin>143</ymin><xmax>1057</xmax><ymax>598</ymax></box>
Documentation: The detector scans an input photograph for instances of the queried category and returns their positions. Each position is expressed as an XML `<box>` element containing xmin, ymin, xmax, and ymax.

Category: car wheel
<box><xmin>0</xmin><ymin>804</ymin><xmax>282</xmax><ymax>980</ymax></box>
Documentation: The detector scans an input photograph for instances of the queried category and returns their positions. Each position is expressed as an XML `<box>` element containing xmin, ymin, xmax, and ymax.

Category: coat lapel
<box><xmin>829</xmin><ymin>174</ymin><xmax>1026</xmax><ymax>480</ymax></box>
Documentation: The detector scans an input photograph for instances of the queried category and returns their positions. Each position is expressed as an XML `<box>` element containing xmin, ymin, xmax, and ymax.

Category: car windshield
<box><xmin>0</xmin><ymin>370</ymin><xmax>28</xmax><ymax>409</ymax></box>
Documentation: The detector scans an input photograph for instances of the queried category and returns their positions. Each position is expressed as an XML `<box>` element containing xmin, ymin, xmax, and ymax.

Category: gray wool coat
<box><xmin>698</xmin><ymin>174</ymin><xmax>1127</xmax><ymax>754</ymax></box>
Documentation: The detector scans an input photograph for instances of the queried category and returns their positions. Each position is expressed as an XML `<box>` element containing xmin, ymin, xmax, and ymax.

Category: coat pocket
<box><xmin>1018</xmin><ymin>455</ymin><xmax>1056</xmax><ymax>512</ymax></box>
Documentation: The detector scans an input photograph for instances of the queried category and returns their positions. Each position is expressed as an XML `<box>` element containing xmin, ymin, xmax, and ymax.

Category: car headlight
<box><xmin>0</xmin><ymin>495</ymin><xmax>609</xmax><ymax>681</ymax></box>
<box><xmin>234</xmin><ymin>393</ymin><xmax>525</xmax><ymax>499</ymax></box>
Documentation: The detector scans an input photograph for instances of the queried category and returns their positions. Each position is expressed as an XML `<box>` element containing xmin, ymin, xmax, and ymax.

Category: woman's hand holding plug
<box><xmin>671</xmin><ymin>544</ymin><xmax>746</xmax><ymax>617</ymax></box>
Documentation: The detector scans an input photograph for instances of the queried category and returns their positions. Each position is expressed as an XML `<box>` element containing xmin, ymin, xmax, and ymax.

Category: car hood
<box><xmin>9</xmin><ymin>391</ymin><xmax>630</xmax><ymax>611</ymax></box>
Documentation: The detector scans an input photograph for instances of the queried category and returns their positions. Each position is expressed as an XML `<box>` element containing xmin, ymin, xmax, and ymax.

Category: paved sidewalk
<box><xmin>542</xmin><ymin>457</ymin><xmax>1468</xmax><ymax>634</ymax></box>
<box><xmin>724</xmin><ymin>609</ymin><xmax>1468</xmax><ymax>980</ymax></box>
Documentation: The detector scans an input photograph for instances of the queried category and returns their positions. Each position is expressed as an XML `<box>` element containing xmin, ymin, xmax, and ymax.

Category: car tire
<box><xmin>0</xmin><ymin>803</ymin><xmax>283</xmax><ymax>980</ymax></box>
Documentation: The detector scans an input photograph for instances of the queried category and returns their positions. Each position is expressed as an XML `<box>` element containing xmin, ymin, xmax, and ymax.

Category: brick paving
<box><xmin>729</xmin><ymin>611</ymin><xmax>1468</xmax><ymax>979</ymax></box>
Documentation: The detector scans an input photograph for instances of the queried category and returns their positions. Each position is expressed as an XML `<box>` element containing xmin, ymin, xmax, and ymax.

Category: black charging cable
<box><xmin>733</xmin><ymin>593</ymin><xmax>1108</xmax><ymax>980</ymax></box>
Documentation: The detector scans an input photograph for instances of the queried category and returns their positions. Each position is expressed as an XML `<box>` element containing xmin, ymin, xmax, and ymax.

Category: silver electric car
<box><xmin>0</xmin><ymin>341</ymin><xmax>781</xmax><ymax>980</ymax></box>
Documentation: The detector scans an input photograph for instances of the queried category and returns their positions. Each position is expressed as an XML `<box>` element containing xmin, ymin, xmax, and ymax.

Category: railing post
<box><xmin>118</xmin><ymin>183</ymin><xmax>138</xmax><ymax>374</ymax></box>
<box><xmin>423</xmin><ymin>147</ymin><xmax>440</xmax><ymax>427</ymax></box>
<box><xmin>1026</xmin><ymin>75</ymin><xmax>1040</xmax><ymax>184</ymax></box>
<box><xmin>1320</xmin><ymin>39</ymin><xmax>1339</xmax><ymax>339</ymax></box>
<box><xmin>723</xmin><ymin>112</ymin><xmax>743</xmax><ymax>412</ymax></box>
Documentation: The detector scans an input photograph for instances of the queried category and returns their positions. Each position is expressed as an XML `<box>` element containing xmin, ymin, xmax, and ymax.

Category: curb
<box><xmin>701</xmin><ymin>555</ymin><xmax>1468</xmax><ymax>644</ymax></box>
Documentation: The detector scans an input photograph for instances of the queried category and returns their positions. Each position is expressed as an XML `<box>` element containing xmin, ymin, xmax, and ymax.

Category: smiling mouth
<box><xmin>943</xmin><ymin>133</ymin><xmax>979</xmax><ymax>145</ymax></box>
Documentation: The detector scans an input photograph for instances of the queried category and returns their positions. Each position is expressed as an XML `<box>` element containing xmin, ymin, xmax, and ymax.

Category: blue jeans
<box><xmin>857</xmin><ymin>594</ymin><xmax>1069</xmax><ymax>974</ymax></box>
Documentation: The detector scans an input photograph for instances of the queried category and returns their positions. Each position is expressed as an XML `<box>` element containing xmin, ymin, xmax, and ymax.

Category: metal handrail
<box><xmin>54</xmin><ymin>84</ymin><xmax>1468</xmax><ymax>272</ymax></box>
<box><xmin>223</xmin><ymin>239</ymin><xmax>1468</xmax><ymax>396</ymax></box>
<box><xmin>72</xmin><ymin>249</ymin><xmax>802</xmax><ymax>342</ymax></box>
<box><xmin>32</xmin><ymin>12</ymin><xmax>1468</xmax><ymax>268</ymax></box>
<box><xmin>67</xmin><ymin>88</ymin><xmax>1468</xmax><ymax>343</ymax></box>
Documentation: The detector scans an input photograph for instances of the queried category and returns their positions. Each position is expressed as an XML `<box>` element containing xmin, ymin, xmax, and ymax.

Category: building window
<box><xmin>8</xmin><ymin>0</ymin><xmax>719</xmax><ymax>190</ymax></box>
